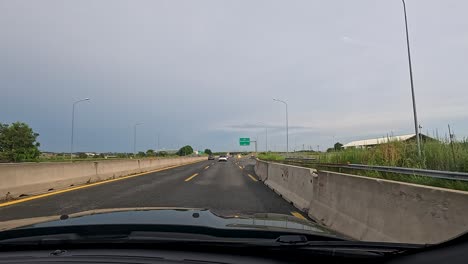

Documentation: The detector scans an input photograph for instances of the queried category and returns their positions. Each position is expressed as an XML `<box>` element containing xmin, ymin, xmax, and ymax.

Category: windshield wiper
<box><xmin>0</xmin><ymin>232</ymin><xmax>422</xmax><ymax>255</ymax></box>
<box><xmin>275</xmin><ymin>238</ymin><xmax>425</xmax><ymax>258</ymax></box>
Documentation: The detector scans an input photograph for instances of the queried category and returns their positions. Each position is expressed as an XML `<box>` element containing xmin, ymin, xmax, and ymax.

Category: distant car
<box><xmin>208</xmin><ymin>155</ymin><xmax>215</xmax><ymax>160</ymax></box>
<box><xmin>218</xmin><ymin>155</ymin><xmax>227</xmax><ymax>162</ymax></box>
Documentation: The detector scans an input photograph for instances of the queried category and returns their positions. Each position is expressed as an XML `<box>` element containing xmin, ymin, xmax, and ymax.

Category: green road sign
<box><xmin>239</xmin><ymin>138</ymin><xmax>250</xmax><ymax>146</ymax></box>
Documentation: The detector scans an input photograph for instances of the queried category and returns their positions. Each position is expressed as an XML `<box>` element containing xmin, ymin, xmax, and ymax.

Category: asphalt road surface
<box><xmin>0</xmin><ymin>158</ymin><xmax>300</xmax><ymax>222</ymax></box>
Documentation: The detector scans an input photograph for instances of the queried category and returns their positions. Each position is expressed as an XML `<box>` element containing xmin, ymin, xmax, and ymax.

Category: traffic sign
<box><xmin>239</xmin><ymin>138</ymin><xmax>250</xmax><ymax>146</ymax></box>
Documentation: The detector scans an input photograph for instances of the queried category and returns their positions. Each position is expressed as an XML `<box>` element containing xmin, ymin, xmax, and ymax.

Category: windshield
<box><xmin>1</xmin><ymin>0</ymin><xmax>468</xmax><ymax>249</ymax></box>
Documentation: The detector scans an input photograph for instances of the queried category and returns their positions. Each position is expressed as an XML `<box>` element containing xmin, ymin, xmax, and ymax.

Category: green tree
<box><xmin>146</xmin><ymin>149</ymin><xmax>155</xmax><ymax>156</ymax></box>
<box><xmin>204</xmin><ymin>149</ymin><xmax>213</xmax><ymax>155</ymax></box>
<box><xmin>78</xmin><ymin>152</ymin><xmax>88</xmax><ymax>159</ymax></box>
<box><xmin>177</xmin><ymin>145</ymin><xmax>193</xmax><ymax>156</ymax></box>
<box><xmin>117</xmin><ymin>153</ymin><xmax>127</xmax><ymax>158</ymax></box>
<box><xmin>137</xmin><ymin>151</ymin><xmax>146</xmax><ymax>158</ymax></box>
<box><xmin>156</xmin><ymin>151</ymin><xmax>168</xmax><ymax>157</ymax></box>
<box><xmin>0</xmin><ymin>122</ymin><xmax>41</xmax><ymax>162</ymax></box>
<box><xmin>334</xmin><ymin>142</ymin><xmax>343</xmax><ymax>151</ymax></box>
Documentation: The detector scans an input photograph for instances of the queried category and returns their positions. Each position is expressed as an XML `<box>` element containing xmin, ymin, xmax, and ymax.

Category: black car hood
<box><xmin>0</xmin><ymin>207</ymin><xmax>342</xmax><ymax>239</ymax></box>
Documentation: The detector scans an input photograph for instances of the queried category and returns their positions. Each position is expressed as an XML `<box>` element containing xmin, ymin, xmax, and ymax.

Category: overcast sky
<box><xmin>1</xmin><ymin>0</ymin><xmax>467</xmax><ymax>153</ymax></box>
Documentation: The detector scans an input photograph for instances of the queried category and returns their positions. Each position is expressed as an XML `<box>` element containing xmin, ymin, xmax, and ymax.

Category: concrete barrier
<box><xmin>255</xmin><ymin>161</ymin><xmax>468</xmax><ymax>244</ymax></box>
<box><xmin>309</xmin><ymin>170</ymin><xmax>468</xmax><ymax>243</ymax></box>
<box><xmin>0</xmin><ymin>157</ymin><xmax>206</xmax><ymax>201</ymax></box>
<box><xmin>264</xmin><ymin>162</ymin><xmax>317</xmax><ymax>212</ymax></box>
<box><xmin>254</xmin><ymin>160</ymin><xmax>269</xmax><ymax>181</ymax></box>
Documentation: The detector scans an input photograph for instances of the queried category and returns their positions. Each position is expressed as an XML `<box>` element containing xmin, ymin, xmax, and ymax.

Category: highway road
<box><xmin>0</xmin><ymin>158</ymin><xmax>303</xmax><ymax>222</ymax></box>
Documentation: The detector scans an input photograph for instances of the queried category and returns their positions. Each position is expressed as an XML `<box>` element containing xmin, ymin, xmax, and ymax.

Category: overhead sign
<box><xmin>239</xmin><ymin>138</ymin><xmax>250</xmax><ymax>146</ymax></box>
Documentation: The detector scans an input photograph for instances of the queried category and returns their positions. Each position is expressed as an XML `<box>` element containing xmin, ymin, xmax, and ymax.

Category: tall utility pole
<box><xmin>401</xmin><ymin>0</ymin><xmax>421</xmax><ymax>157</ymax></box>
<box><xmin>273</xmin><ymin>98</ymin><xmax>288</xmax><ymax>153</ymax></box>
<box><xmin>70</xmin><ymin>98</ymin><xmax>90</xmax><ymax>161</ymax></box>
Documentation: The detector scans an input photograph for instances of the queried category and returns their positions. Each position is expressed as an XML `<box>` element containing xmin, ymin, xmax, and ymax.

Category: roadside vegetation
<box><xmin>257</xmin><ymin>152</ymin><xmax>285</xmax><ymax>161</ymax></box>
<box><xmin>258</xmin><ymin>138</ymin><xmax>468</xmax><ymax>191</ymax></box>
<box><xmin>320</xmin><ymin>139</ymin><xmax>468</xmax><ymax>173</ymax></box>
<box><xmin>0</xmin><ymin>122</ymin><xmax>40</xmax><ymax>162</ymax></box>
<box><xmin>33</xmin><ymin>151</ymin><xmax>181</xmax><ymax>163</ymax></box>
<box><xmin>0</xmin><ymin>121</ymin><xmax>206</xmax><ymax>163</ymax></box>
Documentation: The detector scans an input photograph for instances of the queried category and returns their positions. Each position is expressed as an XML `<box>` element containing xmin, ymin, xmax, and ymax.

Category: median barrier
<box><xmin>255</xmin><ymin>160</ymin><xmax>468</xmax><ymax>244</ymax></box>
<box><xmin>254</xmin><ymin>160</ymin><xmax>269</xmax><ymax>181</ymax></box>
<box><xmin>0</xmin><ymin>157</ymin><xmax>206</xmax><ymax>201</ymax></box>
<box><xmin>309</xmin><ymin>170</ymin><xmax>468</xmax><ymax>243</ymax></box>
<box><xmin>264</xmin><ymin>162</ymin><xmax>317</xmax><ymax>212</ymax></box>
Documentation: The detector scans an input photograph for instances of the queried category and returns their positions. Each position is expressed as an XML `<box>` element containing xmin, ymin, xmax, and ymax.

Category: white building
<box><xmin>342</xmin><ymin>133</ymin><xmax>431</xmax><ymax>149</ymax></box>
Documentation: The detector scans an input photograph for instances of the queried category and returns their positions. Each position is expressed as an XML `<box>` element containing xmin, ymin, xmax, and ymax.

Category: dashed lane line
<box><xmin>184</xmin><ymin>173</ymin><xmax>199</xmax><ymax>182</ymax></box>
<box><xmin>291</xmin><ymin>211</ymin><xmax>307</xmax><ymax>220</ymax></box>
<box><xmin>247</xmin><ymin>174</ymin><xmax>258</xmax><ymax>182</ymax></box>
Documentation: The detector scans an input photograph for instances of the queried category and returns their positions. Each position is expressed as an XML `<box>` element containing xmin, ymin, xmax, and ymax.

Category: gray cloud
<box><xmin>1</xmin><ymin>0</ymin><xmax>467</xmax><ymax>152</ymax></box>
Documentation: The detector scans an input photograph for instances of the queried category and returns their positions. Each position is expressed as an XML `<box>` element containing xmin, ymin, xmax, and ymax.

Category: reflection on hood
<box><xmin>0</xmin><ymin>207</ymin><xmax>338</xmax><ymax>238</ymax></box>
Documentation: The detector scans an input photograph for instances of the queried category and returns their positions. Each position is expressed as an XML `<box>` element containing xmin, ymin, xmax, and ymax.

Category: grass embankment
<box><xmin>257</xmin><ymin>153</ymin><xmax>285</xmax><ymax>162</ymax></box>
<box><xmin>321</xmin><ymin>140</ymin><xmax>468</xmax><ymax>172</ymax></box>
<box><xmin>258</xmin><ymin>140</ymin><xmax>468</xmax><ymax>191</ymax></box>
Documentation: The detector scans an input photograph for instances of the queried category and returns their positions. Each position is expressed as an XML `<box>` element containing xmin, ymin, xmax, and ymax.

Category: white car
<box><xmin>218</xmin><ymin>155</ymin><xmax>228</xmax><ymax>162</ymax></box>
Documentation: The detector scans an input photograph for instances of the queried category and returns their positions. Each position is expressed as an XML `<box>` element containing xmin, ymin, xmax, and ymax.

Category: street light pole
<box><xmin>273</xmin><ymin>98</ymin><xmax>288</xmax><ymax>153</ymax></box>
<box><xmin>70</xmin><ymin>98</ymin><xmax>90</xmax><ymax>161</ymax></box>
<box><xmin>401</xmin><ymin>0</ymin><xmax>421</xmax><ymax>157</ymax></box>
<box><xmin>134</xmin><ymin>123</ymin><xmax>143</xmax><ymax>155</ymax></box>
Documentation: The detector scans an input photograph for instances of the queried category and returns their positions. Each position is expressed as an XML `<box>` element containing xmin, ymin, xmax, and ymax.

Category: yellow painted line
<box><xmin>247</xmin><ymin>174</ymin><xmax>258</xmax><ymax>182</ymax></box>
<box><xmin>291</xmin><ymin>211</ymin><xmax>307</xmax><ymax>220</ymax></box>
<box><xmin>0</xmin><ymin>160</ymin><xmax>204</xmax><ymax>208</ymax></box>
<box><xmin>204</xmin><ymin>166</ymin><xmax>210</xmax><ymax>170</ymax></box>
<box><xmin>184</xmin><ymin>173</ymin><xmax>199</xmax><ymax>182</ymax></box>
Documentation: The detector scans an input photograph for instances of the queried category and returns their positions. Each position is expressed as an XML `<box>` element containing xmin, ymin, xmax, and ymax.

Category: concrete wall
<box><xmin>0</xmin><ymin>157</ymin><xmax>206</xmax><ymax>200</ymax></box>
<box><xmin>264</xmin><ymin>162</ymin><xmax>317</xmax><ymax>212</ymax></box>
<box><xmin>254</xmin><ymin>159</ymin><xmax>269</xmax><ymax>181</ymax></box>
<box><xmin>255</xmin><ymin>160</ymin><xmax>468</xmax><ymax>244</ymax></box>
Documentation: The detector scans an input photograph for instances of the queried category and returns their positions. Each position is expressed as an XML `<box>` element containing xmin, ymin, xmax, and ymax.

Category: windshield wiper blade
<box><xmin>0</xmin><ymin>233</ymin><xmax>83</xmax><ymax>246</ymax></box>
<box><xmin>0</xmin><ymin>231</ymin><xmax>423</xmax><ymax>258</ymax></box>
<box><xmin>287</xmin><ymin>240</ymin><xmax>425</xmax><ymax>257</ymax></box>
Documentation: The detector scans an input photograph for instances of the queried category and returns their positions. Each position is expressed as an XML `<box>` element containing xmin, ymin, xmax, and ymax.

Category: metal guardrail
<box><xmin>285</xmin><ymin>157</ymin><xmax>317</xmax><ymax>161</ymax></box>
<box><xmin>282</xmin><ymin>158</ymin><xmax>468</xmax><ymax>182</ymax></box>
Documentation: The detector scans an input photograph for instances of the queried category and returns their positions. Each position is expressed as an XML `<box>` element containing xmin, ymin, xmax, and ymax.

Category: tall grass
<box><xmin>256</xmin><ymin>139</ymin><xmax>468</xmax><ymax>191</ymax></box>
<box><xmin>320</xmin><ymin>138</ymin><xmax>468</xmax><ymax>173</ymax></box>
<box><xmin>257</xmin><ymin>152</ymin><xmax>285</xmax><ymax>162</ymax></box>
